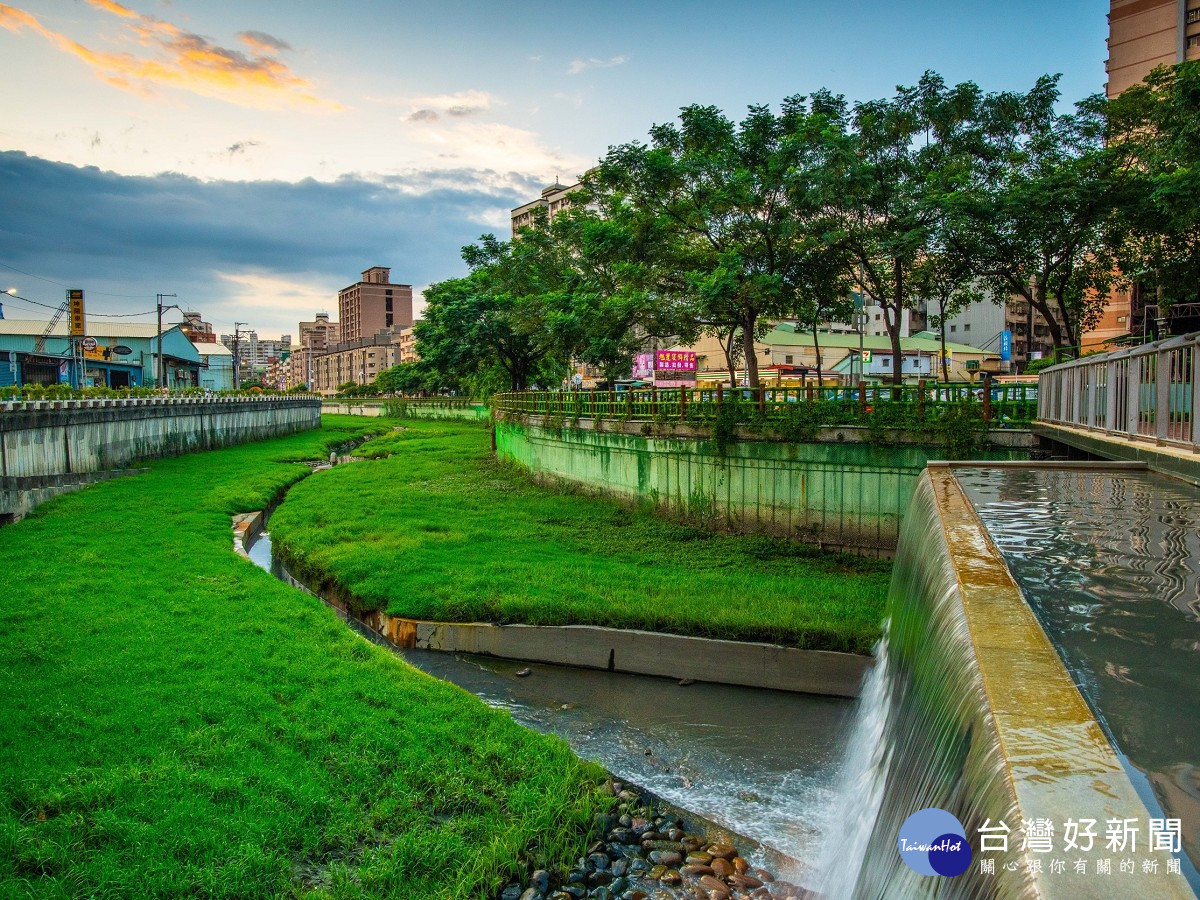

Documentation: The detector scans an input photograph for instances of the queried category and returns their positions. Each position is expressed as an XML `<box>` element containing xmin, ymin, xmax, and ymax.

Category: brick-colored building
<box><xmin>338</xmin><ymin>267</ymin><xmax>413</xmax><ymax>342</ymax></box>
<box><xmin>310</xmin><ymin>330</ymin><xmax>408</xmax><ymax>395</ymax></box>
<box><xmin>1090</xmin><ymin>0</ymin><xmax>1200</xmax><ymax>349</ymax></box>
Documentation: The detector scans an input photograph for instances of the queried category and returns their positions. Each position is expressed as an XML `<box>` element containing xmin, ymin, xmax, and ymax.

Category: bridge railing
<box><xmin>493</xmin><ymin>382</ymin><xmax>1037</xmax><ymax>428</ymax></box>
<box><xmin>1038</xmin><ymin>331</ymin><xmax>1200</xmax><ymax>450</ymax></box>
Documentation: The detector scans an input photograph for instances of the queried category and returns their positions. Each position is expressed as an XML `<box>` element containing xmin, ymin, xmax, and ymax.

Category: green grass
<box><xmin>269</xmin><ymin>419</ymin><xmax>890</xmax><ymax>655</ymax></box>
<box><xmin>0</xmin><ymin>416</ymin><xmax>606</xmax><ymax>899</ymax></box>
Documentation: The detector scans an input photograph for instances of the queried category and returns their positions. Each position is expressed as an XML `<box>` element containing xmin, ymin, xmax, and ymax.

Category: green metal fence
<box><xmin>493</xmin><ymin>382</ymin><xmax>1037</xmax><ymax>428</ymax></box>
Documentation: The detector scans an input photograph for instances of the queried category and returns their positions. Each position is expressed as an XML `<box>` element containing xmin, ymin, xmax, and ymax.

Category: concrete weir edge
<box><xmin>926</xmin><ymin>463</ymin><xmax>1193</xmax><ymax>899</ymax></box>
<box><xmin>232</xmin><ymin>509</ymin><xmax>872</xmax><ymax>698</ymax></box>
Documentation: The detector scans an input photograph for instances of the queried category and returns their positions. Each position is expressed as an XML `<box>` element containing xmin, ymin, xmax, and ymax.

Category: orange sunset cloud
<box><xmin>0</xmin><ymin>1</ymin><xmax>339</xmax><ymax>111</ymax></box>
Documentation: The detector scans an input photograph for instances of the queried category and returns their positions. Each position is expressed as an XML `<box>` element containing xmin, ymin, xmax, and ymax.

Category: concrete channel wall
<box><xmin>322</xmin><ymin>400</ymin><xmax>489</xmax><ymax>421</ymax></box>
<box><xmin>495</xmin><ymin>418</ymin><xmax>1025</xmax><ymax>556</ymax></box>
<box><xmin>1</xmin><ymin>396</ymin><xmax>320</xmax><ymax>520</ymax></box>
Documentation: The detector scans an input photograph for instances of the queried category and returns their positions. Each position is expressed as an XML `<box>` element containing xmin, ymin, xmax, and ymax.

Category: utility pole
<box><xmin>233</xmin><ymin>322</ymin><xmax>247</xmax><ymax>388</ymax></box>
<box><xmin>156</xmin><ymin>293</ymin><xmax>177</xmax><ymax>389</ymax></box>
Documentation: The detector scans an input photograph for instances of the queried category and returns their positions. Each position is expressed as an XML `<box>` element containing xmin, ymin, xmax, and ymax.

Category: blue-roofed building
<box><xmin>0</xmin><ymin>319</ymin><xmax>203</xmax><ymax>388</ymax></box>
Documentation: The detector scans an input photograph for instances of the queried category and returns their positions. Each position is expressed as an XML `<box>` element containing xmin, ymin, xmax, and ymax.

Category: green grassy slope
<box><xmin>269</xmin><ymin>419</ymin><xmax>890</xmax><ymax>655</ymax></box>
<box><xmin>0</xmin><ymin>416</ymin><xmax>605</xmax><ymax>899</ymax></box>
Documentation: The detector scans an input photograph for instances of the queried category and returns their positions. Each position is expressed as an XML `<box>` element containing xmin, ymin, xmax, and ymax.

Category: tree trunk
<box><xmin>721</xmin><ymin>328</ymin><xmax>739</xmax><ymax>389</ymax></box>
<box><xmin>811</xmin><ymin>320</ymin><xmax>823</xmax><ymax>384</ymax></box>
<box><xmin>890</xmin><ymin>259</ymin><xmax>904</xmax><ymax>385</ymax></box>
<box><xmin>1032</xmin><ymin>281</ymin><xmax>1065</xmax><ymax>355</ymax></box>
<box><xmin>742</xmin><ymin>315</ymin><xmax>760</xmax><ymax>388</ymax></box>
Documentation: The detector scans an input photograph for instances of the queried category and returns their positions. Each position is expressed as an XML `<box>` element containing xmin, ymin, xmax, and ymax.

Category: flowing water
<box><xmin>957</xmin><ymin>467</ymin><xmax>1200</xmax><ymax>893</ymax></box>
<box><xmin>247</xmin><ymin>529</ymin><xmax>853</xmax><ymax>878</ymax></box>
<box><xmin>814</xmin><ymin>475</ymin><xmax>1025</xmax><ymax>899</ymax></box>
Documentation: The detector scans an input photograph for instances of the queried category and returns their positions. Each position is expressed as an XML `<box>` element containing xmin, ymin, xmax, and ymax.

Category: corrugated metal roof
<box><xmin>192</xmin><ymin>341</ymin><xmax>233</xmax><ymax>356</ymax></box>
<box><xmin>0</xmin><ymin>318</ymin><xmax>183</xmax><ymax>338</ymax></box>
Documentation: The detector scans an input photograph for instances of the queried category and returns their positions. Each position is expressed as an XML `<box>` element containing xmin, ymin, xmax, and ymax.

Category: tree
<box><xmin>911</xmin><ymin>249</ymin><xmax>983</xmax><ymax>382</ymax></box>
<box><xmin>948</xmin><ymin>76</ymin><xmax>1117</xmax><ymax>358</ymax></box>
<box><xmin>416</xmin><ymin>235</ymin><xmax>564</xmax><ymax>392</ymax></box>
<box><xmin>1104</xmin><ymin>60</ymin><xmax>1200</xmax><ymax>321</ymax></box>
<box><xmin>818</xmin><ymin>75</ymin><xmax>988</xmax><ymax>385</ymax></box>
<box><xmin>596</xmin><ymin>103</ymin><xmax>822</xmax><ymax>387</ymax></box>
<box><xmin>375</xmin><ymin>361</ymin><xmax>425</xmax><ymax>395</ymax></box>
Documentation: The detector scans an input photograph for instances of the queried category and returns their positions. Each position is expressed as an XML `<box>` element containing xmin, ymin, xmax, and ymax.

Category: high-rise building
<box><xmin>337</xmin><ymin>267</ymin><xmax>413</xmax><ymax>342</ymax></box>
<box><xmin>1107</xmin><ymin>0</ymin><xmax>1200</xmax><ymax>97</ymax></box>
<box><xmin>298</xmin><ymin>313</ymin><xmax>341</xmax><ymax>353</ymax></box>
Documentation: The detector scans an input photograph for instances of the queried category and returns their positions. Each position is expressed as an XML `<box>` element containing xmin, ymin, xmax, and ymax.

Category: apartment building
<box><xmin>511</xmin><ymin>179</ymin><xmax>584</xmax><ymax>235</ymax></box>
<box><xmin>310</xmin><ymin>330</ymin><xmax>408</xmax><ymax>395</ymax></box>
<box><xmin>338</xmin><ymin>266</ymin><xmax>413</xmax><ymax>342</ymax></box>
<box><xmin>1107</xmin><ymin>0</ymin><xmax>1200</xmax><ymax>96</ymax></box>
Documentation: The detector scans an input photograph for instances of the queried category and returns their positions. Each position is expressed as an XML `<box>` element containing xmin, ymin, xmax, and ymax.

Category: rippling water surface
<box><xmin>957</xmin><ymin>467</ymin><xmax>1200</xmax><ymax>891</ymax></box>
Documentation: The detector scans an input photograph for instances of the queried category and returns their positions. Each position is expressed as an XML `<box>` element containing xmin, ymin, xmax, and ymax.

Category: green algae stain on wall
<box><xmin>493</xmin><ymin>420</ymin><xmax>1021</xmax><ymax>555</ymax></box>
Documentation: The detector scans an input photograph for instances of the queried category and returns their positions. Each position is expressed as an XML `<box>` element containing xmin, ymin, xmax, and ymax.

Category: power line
<box><xmin>0</xmin><ymin>261</ymin><xmax>156</xmax><ymax>299</ymax></box>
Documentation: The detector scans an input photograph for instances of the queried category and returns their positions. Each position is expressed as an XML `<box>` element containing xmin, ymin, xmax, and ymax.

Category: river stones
<box><xmin>732</xmin><ymin>857</ymin><xmax>748</xmax><ymax>874</ymax></box>
<box><xmin>706</xmin><ymin>843</ymin><xmax>737</xmax><ymax>860</ymax></box>
<box><xmin>500</xmin><ymin>886</ymin><xmax>522</xmax><ymax>900</ymax></box>
<box><xmin>685</xmin><ymin>851</ymin><xmax>712</xmax><ymax>865</ymax></box>
<box><xmin>681</xmin><ymin>863</ymin><xmax>715</xmax><ymax>877</ymax></box>
<box><xmin>517</xmin><ymin>889</ymin><xmax>540</xmax><ymax>900</ymax></box>
<box><xmin>699</xmin><ymin>874</ymin><xmax>732</xmax><ymax>899</ymax></box>
<box><xmin>659</xmin><ymin>868</ymin><xmax>683</xmax><ymax>886</ymax></box>
<box><xmin>648</xmin><ymin>849</ymin><xmax>682</xmax><ymax>867</ymax></box>
<box><xmin>710</xmin><ymin>857</ymin><xmax>734</xmax><ymax>878</ymax></box>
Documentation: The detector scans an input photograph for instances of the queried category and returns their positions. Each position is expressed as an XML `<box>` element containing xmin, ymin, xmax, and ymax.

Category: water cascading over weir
<box><xmin>819</xmin><ymin>467</ymin><xmax>1193</xmax><ymax>899</ymax></box>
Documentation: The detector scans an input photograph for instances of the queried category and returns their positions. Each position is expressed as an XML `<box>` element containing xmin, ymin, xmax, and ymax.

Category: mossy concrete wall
<box><xmin>0</xmin><ymin>397</ymin><xmax>319</xmax><ymax>520</ymax></box>
<box><xmin>322</xmin><ymin>400</ymin><xmax>489</xmax><ymax>422</ymax></box>
<box><xmin>494</xmin><ymin>419</ymin><xmax>1022</xmax><ymax>555</ymax></box>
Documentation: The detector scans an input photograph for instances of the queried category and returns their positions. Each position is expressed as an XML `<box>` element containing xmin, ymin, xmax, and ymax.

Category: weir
<box><xmin>823</xmin><ymin>465</ymin><xmax>1196</xmax><ymax>898</ymax></box>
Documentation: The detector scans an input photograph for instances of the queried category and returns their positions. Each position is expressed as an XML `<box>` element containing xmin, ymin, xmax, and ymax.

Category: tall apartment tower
<box><xmin>298</xmin><ymin>312</ymin><xmax>341</xmax><ymax>352</ymax></box>
<box><xmin>337</xmin><ymin>267</ymin><xmax>413</xmax><ymax>342</ymax></box>
<box><xmin>1107</xmin><ymin>0</ymin><xmax>1200</xmax><ymax>97</ymax></box>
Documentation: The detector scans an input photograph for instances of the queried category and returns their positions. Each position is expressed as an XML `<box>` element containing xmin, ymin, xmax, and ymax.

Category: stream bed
<box><xmin>246</xmin><ymin>528</ymin><xmax>854</xmax><ymax>879</ymax></box>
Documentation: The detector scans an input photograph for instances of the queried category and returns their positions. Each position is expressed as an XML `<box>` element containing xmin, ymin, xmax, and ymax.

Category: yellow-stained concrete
<box><xmin>929</xmin><ymin>466</ymin><xmax>1193</xmax><ymax>899</ymax></box>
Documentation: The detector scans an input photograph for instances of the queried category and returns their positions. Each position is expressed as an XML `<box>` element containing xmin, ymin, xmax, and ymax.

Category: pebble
<box><xmin>516</xmin><ymin>667</ymin><xmax>532</xmax><ymax>677</ymax></box>
<box><xmin>502</xmin><ymin>788</ymin><xmax>794</xmax><ymax>900</ymax></box>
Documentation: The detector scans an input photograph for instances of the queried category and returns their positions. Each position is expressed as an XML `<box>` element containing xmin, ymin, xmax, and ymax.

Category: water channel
<box><xmin>958</xmin><ymin>467</ymin><xmax>1200</xmax><ymax>893</ymax></box>
<box><xmin>247</xmin><ymin>529</ymin><xmax>854</xmax><ymax>882</ymax></box>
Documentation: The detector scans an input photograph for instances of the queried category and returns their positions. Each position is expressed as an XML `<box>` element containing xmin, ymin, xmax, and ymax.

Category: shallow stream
<box><xmin>247</xmin><ymin>528</ymin><xmax>854</xmax><ymax>877</ymax></box>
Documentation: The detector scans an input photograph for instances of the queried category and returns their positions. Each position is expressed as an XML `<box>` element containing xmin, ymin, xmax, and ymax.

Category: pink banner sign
<box><xmin>655</xmin><ymin>350</ymin><xmax>696</xmax><ymax>372</ymax></box>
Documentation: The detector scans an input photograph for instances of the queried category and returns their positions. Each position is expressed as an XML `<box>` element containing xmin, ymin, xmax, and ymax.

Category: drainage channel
<box><xmin>244</xmin><ymin>523</ymin><xmax>854</xmax><ymax>888</ymax></box>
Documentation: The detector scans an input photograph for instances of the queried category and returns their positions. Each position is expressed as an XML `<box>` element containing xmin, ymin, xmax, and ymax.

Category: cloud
<box><xmin>406</xmin><ymin>108</ymin><xmax>439</xmax><ymax>123</ymax></box>
<box><xmin>226</xmin><ymin>140</ymin><xmax>260</xmax><ymax>155</ymax></box>
<box><xmin>567</xmin><ymin>55</ymin><xmax>628</xmax><ymax>75</ymax></box>
<box><xmin>0</xmin><ymin>151</ymin><xmax>543</xmax><ymax>337</ymax></box>
<box><xmin>0</xmin><ymin>1</ymin><xmax>336</xmax><ymax>110</ymax></box>
<box><xmin>236</xmin><ymin>30</ymin><xmax>291</xmax><ymax>54</ymax></box>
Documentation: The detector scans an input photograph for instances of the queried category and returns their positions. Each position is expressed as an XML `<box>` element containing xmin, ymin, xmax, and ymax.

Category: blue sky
<box><xmin>0</xmin><ymin>0</ymin><xmax>1109</xmax><ymax>337</ymax></box>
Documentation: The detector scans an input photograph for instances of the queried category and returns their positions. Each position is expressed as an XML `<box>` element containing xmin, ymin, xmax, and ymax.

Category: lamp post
<box><xmin>156</xmin><ymin>293</ymin><xmax>178</xmax><ymax>389</ymax></box>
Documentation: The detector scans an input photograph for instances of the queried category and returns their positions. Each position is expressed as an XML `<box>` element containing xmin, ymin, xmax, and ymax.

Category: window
<box><xmin>950</xmin><ymin>325</ymin><xmax>957</xmax><ymax>332</ymax></box>
<box><xmin>963</xmin><ymin>324</ymin><xmax>971</xmax><ymax>332</ymax></box>
<box><xmin>1190</xmin><ymin>34</ymin><xmax>1200</xmax><ymax>49</ymax></box>
<box><xmin>874</xmin><ymin>313</ymin><xmax>881</xmax><ymax>321</ymax></box>
<box><xmin>385</xmin><ymin>288</ymin><xmax>393</xmax><ymax>296</ymax></box>
<box><xmin>386</xmin><ymin>313</ymin><xmax>393</xmax><ymax>327</ymax></box>
<box><xmin>385</xmin><ymin>298</ymin><xmax>393</xmax><ymax>312</ymax></box>
<box><xmin>785</xmin><ymin>355</ymin><xmax>793</xmax><ymax>364</ymax></box>
<box><xmin>1188</xmin><ymin>7</ymin><xmax>1200</xmax><ymax>24</ymax></box>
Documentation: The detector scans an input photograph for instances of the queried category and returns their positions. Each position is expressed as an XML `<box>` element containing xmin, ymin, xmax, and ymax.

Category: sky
<box><xmin>0</xmin><ymin>0</ymin><xmax>1109</xmax><ymax>338</ymax></box>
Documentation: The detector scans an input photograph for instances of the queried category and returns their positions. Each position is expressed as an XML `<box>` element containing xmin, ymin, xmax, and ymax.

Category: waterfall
<box><xmin>815</xmin><ymin>473</ymin><xmax>1029</xmax><ymax>899</ymax></box>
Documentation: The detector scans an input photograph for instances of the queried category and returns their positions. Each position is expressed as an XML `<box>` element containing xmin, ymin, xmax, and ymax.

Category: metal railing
<box><xmin>493</xmin><ymin>381</ymin><xmax>1038</xmax><ymax>428</ymax></box>
<box><xmin>1038</xmin><ymin>331</ymin><xmax>1200</xmax><ymax>450</ymax></box>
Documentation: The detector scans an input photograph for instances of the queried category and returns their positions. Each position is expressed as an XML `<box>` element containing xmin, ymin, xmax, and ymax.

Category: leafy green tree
<box><xmin>818</xmin><ymin>75</ymin><xmax>988</xmax><ymax>385</ymax></box>
<box><xmin>596</xmin><ymin>103</ymin><xmax>825</xmax><ymax>387</ymax></box>
<box><xmin>946</xmin><ymin>76</ymin><xmax>1116</xmax><ymax>357</ymax></box>
<box><xmin>1104</xmin><ymin>60</ymin><xmax>1200</xmax><ymax>319</ymax></box>
<box><xmin>375</xmin><ymin>361</ymin><xmax>425</xmax><ymax>395</ymax></box>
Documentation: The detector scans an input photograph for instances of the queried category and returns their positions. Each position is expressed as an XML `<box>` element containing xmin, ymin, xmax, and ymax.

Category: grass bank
<box><xmin>0</xmin><ymin>416</ymin><xmax>606</xmax><ymax>899</ymax></box>
<box><xmin>269</xmin><ymin>419</ymin><xmax>890</xmax><ymax>654</ymax></box>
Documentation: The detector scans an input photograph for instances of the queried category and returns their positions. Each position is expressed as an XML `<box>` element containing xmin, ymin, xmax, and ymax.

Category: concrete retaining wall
<box><xmin>495</xmin><ymin>418</ymin><xmax>1023</xmax><ymax>555</ymax></box>
<box><xmin>322</xmin><ymin>400</ymin><xmax>489</xmax><ymax>422</ymax></box>
<box><xmin>1</xmin><ymin>396</ymin><xmax>320</xmax><ymax>519</ymax></box>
